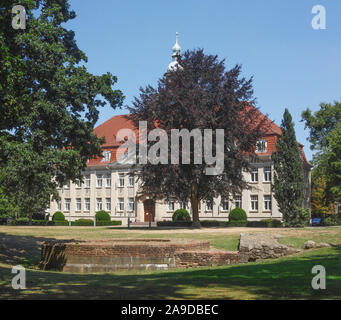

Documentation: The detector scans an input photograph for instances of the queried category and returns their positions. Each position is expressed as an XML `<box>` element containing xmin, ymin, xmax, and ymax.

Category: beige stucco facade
<box><xmin>50</xmin><ymin>155</ymin><xmax>311</xmax><ymax>226</ymax></box>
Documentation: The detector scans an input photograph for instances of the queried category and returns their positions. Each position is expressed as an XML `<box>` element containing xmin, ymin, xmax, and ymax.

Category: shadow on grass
<box><xmin>0</xmin><ymin>241</ymin><xmax>340</xmax><ymax>300</ymax></box>
<box><xmin>0</xmin><ymin>232</ymin><xmax>80</xmax><ymax>268</ymax></box>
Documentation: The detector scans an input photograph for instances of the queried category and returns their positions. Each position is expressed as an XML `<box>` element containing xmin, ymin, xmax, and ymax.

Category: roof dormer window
<box><xmin>102</xmin><ymin>151</ymin><xmax>111</xmax><ymax>162</ymax></box>
<box><xmin>256</xmin><ymin>139</ymin><xmax>267</xmax><ymax>153</ymax></box>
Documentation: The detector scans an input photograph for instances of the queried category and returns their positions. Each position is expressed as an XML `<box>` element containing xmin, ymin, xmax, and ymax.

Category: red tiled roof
<box><xmin>88</xmin><ymin>111</ymin><xmax>310</xmax><ymax>167</ymax></box>
<box><xmin>94</xmin><ymin>115</ymin><xmax>138</xmax><ymax>147</ymax></box>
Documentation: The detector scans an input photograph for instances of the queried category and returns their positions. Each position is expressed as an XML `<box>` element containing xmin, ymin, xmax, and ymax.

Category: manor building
<box><xmin>50</xmin><ymin>35</ymin><xmax>312</xmax><ymax>225</ymax></box>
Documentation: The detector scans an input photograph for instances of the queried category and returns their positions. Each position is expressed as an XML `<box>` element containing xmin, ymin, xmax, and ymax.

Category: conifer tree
<box><xmin>272</xmin><ymin>109</ymin><xmax>307</xmax><ymax>226</ymax></box>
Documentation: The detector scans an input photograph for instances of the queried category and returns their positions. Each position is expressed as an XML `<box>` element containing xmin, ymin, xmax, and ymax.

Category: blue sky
<box><xmin>66</xmin><ymin>0</ymin><xmax>341</xmax><ymax>161</ymax></box>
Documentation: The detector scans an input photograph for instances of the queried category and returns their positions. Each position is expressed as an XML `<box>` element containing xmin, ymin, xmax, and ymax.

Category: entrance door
<box><xmin>144</xmin><ymin>199</ymin><xmax>155</xmax><ymax>222</ymax></box>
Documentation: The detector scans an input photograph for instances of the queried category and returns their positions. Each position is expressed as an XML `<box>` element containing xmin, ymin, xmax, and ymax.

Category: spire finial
<box><xmin>172</xmin><ymin>32</ymin><xmax>181</xmax><ymax>53</ymax></box>
<box><xmin>168</xmin><ymin>32</ymin><xmax>183</xmax><ymax>72</ymax></box>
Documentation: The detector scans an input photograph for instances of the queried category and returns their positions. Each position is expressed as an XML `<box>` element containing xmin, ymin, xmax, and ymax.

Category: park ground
<box><xmin>0</xmin><ymin>226</ymin><xmax>341</xmax><ymax>300</ymax></box>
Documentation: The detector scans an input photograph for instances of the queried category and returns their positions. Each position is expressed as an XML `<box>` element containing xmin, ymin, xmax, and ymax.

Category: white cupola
<box><xmin>167</xmin><ymin>32</ymin><xmax>183</xmax><ymax>72</ymax></box>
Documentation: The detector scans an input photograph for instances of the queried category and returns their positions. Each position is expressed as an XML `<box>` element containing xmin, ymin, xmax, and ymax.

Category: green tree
<box><xmin>302</xmin><ymin>102</ymin><xmax>341</xmax><ymax>152</ymax></box>
<box><xmin>0</xmin><ymin>0</ymin><xmax>124</xmax><ymax>224</ymax></box>
<box><xmin>324</xmin><ymin>123</ymin><xmax>341</xmax><ymax>202</ymax></box>
<box><xmin>129</xmin><ymin>49</ymin><xmax>267</xmax><ymax>227</ymax></box>
<box><xmin>311</xmin><ymin>172</ymin><xmax>334</xmax><ymax>218</ymax></box>
<box><xmin>302</xmin><ymin>102</ymin><xmax>341</xmax><ymax>203</ymax></box>
<box><xmin>272</xmin><ymin>109</ymin><xmax>306</xmax><ymax>227</ymax></box>
<box><xmin>0</xmin><ymin>186</ymin><xmax>18</xmax><ymax>220</ymax></box>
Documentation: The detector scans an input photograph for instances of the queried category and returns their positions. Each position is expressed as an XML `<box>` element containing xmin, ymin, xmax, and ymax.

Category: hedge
<box><xmin>71</xmin><ymin>219</ymin><xmax>122</xmax><ymax>226</ymax></box>
<box><xmin>200</xmin><ymin>220</ymin><xmax>229</xmax><ymax>227</ymax></box>
<box><xmin>157</xmin><ymin>221</ymin><xmax>193</xmax><ymax>227</ymax></box>
<box><xmin>10</xmin><ymin>218</ymin><xmax>53</xmax><ymax>226</ymax></box>
<box><xmin>9</xmin><ymin>219</ymin><xmax>121</xmax><ymax>227</ymax></box>
<box><xmin>96</xmin><ymin>220</ymin><xmax>121</xmax><ymax>226</ymax></box>
<box><xmin>71</xmin><ymin>219</ymin><xmax>94</xmax><ymax>226</ymax></box>
<box><xmin>54</xmin><ymin>221</ymin><xmax>69</xmax><ymax>226</ymax></box>
<box><xmin>228</xmin><ymin>220</ymin><xmax>248</xmax><ymax>227</ymax></box>
<box><xmin>247</xmin><ymin>219</ymin><xmax>282</xmax><ymax>228</ymax></box>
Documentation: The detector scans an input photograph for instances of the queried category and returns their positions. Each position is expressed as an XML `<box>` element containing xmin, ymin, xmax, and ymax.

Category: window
<box><xmin>256</xmin><ymin>139</ymin><xmax>267</xmax><ymax>153</ymax></box>
<box><xmin>85</xmin><ymin>175</ymin><xmax>91</xmax><ymax>188</ymax></box>
<box><xmin>206</xmin><ymin>199</ymin><xmax>213</xmax><ymax>211</ymax></box>
<box><xmin>117</xmin><ymin>198</ymin><xmax>124</xmax><ymax>211</ymax></box>
<box><xmin>84</xmin><ymin>198</ymin><xmax>90</xmax><ymax>212</ymax></box>
<box><xmin>251</xmin><ymin>167</ymin><xmax>259</xmax><ymax>182</ymax></box>
<box><xmin>221</xmin><ymin>198</ymin><xmax>229</xmax><ymax>211</ymax></box>
<box><xmin>234</xmin><ymin>196</ymin><xmax>242</xmax><ymax>208</ymax></box>
<box><xmin>179</xmin><ymin>201</ymin><xmax>186</xmax><ymax>209</ymax></box>
<box><xmin>97</xmin><ymin>174</ymin><xmax>103</xmax><ymax>188</ymax></box>
<box><xmin>118</xmin><ymin>174</ymin><xmax>125</xmax><ymax>187</ymax></box>
<box><xmin>264</xmin><ymin>195</ymin><xmax>272</xmax><ymax>211</ymax></box>
<box><xmin>96</xmin><ymin>198</ymin><xmax>102</xmax><ymax>211</ymax></box>
<box><xmin>76</xmin><ymin>180</ymin><xmax>82</xmax><ymax>188</ymax></box>
<box><xmin>65</xmin><ymin>181</ymin><xmax>70</xmax><ymax>189</ymax></box>
<box><xmin>251</xmin><ymin>195</ymin><xmax>259</xmax><ymax>211</ymax></box>
<box><xmin>106</xmin><ymin>198</ymin><xmax>111</xmax><ymax>211</ymax></box>
<box><xmin>106</xmin><ymin>174</ymin><xmax>111</xmax><ymax>187</ymax></box>
<box><xmin>76</xmin><ymin>198</ymin><xmax>81</xmax><ymax>211</ymax></box>
<box><xmin>65</xmin><ymin>199</ymin><xmax>71</xmax><ymax>212</ymax></box>
<box><xmin>57</xmin><ymin>200</ymin><xmax>62</xmax><ymax>211</ymax></box>
<box><xmin>128</xmin><ymin>175</ymin><xmax>134</xmax><ymax>187</ymax></box>
<box><xmin>102</xmin><ymin>151</ymin><xmax>111</xmax><ymax>162</ymax></box>
<box><xmin>168</xmin><ymin>199</ymin><xmax>175</xmax><ymax>211</ymax></box>
<box><xmin>128</xmin><ymin>198</ymin><xmax>135</xmax><ymax>212</ymax></box>
<box><xmin>264</xmin><ymin>167</ymin><xmax>272</xmax><ymax>182</ymax></box>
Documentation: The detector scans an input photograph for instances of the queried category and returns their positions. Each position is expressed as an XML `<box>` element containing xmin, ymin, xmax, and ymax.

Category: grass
<box><xmin>0</xmin><ymin>226</ymin><xmax>341</xmax><ymax>299</ymax></box>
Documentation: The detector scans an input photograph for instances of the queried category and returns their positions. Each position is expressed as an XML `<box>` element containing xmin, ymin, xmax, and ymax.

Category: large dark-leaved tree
<box><xmin>128</xmin><ymin>49</ymin><xmax>268</xmax><ymax>227</ymax></box>
<box><xmin>272</xmin><ymin>109</ymin><xmax>307</xmax><ymax>227</ymax></box>
<box><xmin>0</xmin><ymin>0</ymin><xmax>124</xmax><ymax>224</ymax></box>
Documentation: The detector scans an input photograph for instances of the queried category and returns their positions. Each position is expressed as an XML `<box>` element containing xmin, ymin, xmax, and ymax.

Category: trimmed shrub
<box><xmin>95</xmin><ymin>210</ymin><xmax>111</xmax><ymax>222</ymax></box>
<box><xmin>229</xmin><ymin>208</ymin><xmax>247</xmax><ymax>221</ymax></box>
<box><xmin>228</xmin><ymin>220</ymin><xmax>248</xmax><ymax>227</ymax></box>
<box><xmin>172</xmin><ymin>209</ymin><xmax>191</xmax><ymax>222</ymax></box>
<box><xmin>53</xmin><ymin>211</ymin><xmax>65</xmax><ymax>222</ymax></box>
<box><xmin>157</xmin><ymin>220</ymin><xmax>193</xmax><ymax>227</ymax></box>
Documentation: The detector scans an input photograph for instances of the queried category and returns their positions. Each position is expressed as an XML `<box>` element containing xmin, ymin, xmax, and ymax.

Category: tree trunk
<box><xmin>191</xmin><ymin>182</ymin><xmax>201</xmax><ymax>228</ymax></box>
<box><xmin>28</xmin><ymin>211</ymin><xmax>33</xmax><ymax>226</ymax></box>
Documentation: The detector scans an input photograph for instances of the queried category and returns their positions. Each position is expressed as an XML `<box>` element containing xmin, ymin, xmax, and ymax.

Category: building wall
<box><xmin>50</xmin><ymin>157</ymin><xmax>306</xmax><ymax>225</ymax></box>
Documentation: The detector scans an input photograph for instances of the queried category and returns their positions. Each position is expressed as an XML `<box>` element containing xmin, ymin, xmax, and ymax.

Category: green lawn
<box><xmin>0</xmin><ymin>226</ymin><xmax>341</xmax><ymax>299</ymax></box>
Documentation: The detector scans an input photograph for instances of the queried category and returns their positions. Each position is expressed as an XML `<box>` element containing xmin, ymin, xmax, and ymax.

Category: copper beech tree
<box><xmin>128</xmin><ymin>49</ymin><xmax>268</xmax><ymax>227</ymax></box>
